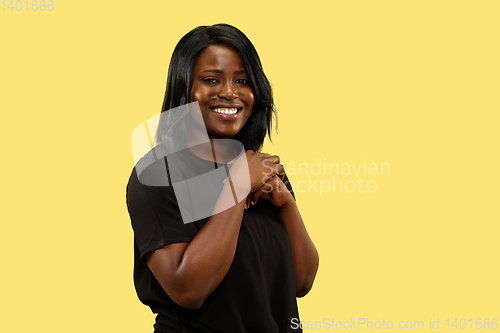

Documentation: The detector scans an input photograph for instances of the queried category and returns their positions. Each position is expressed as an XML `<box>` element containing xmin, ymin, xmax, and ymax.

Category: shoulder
<box><xmin>126</xmin><ymin>151</ymin><xmax>180</xmax><ymax>218</ymax></box>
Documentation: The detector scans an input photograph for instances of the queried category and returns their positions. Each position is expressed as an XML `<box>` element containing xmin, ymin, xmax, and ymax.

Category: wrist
<box><xmin>225</xmin><ymin>177</ymin><xmax>251</xmax><ymax>203</ymax></box>
<box><xmin>276</xmin><ymin>192</ymin><xmax>296</xmax><ymax>211</ymax></box>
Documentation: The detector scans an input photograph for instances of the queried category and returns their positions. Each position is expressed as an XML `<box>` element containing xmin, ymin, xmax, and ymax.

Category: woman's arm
<box><xmin>145</xmin><ymin>150</ymin><xmax>284</xmax><ymax>310</ymax></box>
<box><xmin>277</xmin><ymin>195</ymin><xmax>319</xmax><ymax>297</ymax></box>
<box><xmin>249</xmin><ymin>174</ymin><xmax>319</xmax><ymax>297</ymax></box>
<box><xmin>145</xmin><ymin>185</ymin><xmax>245</xmax><ymax>310</ymax></box>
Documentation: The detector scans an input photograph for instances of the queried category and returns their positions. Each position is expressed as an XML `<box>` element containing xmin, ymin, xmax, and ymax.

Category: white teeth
<box><xmin>212</xmin><ymin>107</ymin><xmax>238</xmax><ymax>115</ymax></box>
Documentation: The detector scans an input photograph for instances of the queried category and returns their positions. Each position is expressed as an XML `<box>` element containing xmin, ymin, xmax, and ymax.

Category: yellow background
<box><xmin>1</xmin><ymin>0</ymin><xmax>498</xmax><ymax>332</ymax></box>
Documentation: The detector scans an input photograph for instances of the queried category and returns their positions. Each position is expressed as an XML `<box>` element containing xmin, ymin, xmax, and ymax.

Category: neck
<box><xmin>188</xmin><ymin>138</ymin><xmax>239</xmax><ymax>164</ymax></box>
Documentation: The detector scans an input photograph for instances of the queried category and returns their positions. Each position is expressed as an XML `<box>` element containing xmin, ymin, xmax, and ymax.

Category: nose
<box><xmin>217</xmin><ymin>81</ymin><xmax>238</xmax><ymax>100</ymax></box>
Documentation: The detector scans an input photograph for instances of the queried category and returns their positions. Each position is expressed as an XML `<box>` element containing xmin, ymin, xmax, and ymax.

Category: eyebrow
<box><xmin>200</xmin><ymin>69</ymin><xmax>246</xmax><ymax>75</ymax></box>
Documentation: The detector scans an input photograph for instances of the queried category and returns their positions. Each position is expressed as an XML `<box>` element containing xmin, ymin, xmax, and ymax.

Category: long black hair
<box><xmin>155</xmin><ymin>24</ymin><xmax>276</xmax><ymax>152</ymax></box>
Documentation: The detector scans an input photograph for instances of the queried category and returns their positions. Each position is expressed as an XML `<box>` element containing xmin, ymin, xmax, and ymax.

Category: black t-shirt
<box><xmin>126</xmin><ymin>146</ymin><xmax>301</xmax><ymax>332</ymax></box>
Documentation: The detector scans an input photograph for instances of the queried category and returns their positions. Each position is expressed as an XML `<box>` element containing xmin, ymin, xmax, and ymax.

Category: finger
<box><xmin>271</xmin><ymin>175</ymin><xmax>287</xmax><ymax>194</ymax></box>
<box><xmin>265</xmin><ymin>154</ymin><xmax>280</xmax><ymax>165</ymax></box>
<box><xmin>276</xmin><ymin>163</ymin><xmax>285</xmax><ymax>180</ymax></box>
<box><xmin>260</xmin><ymin>177</ymin><xmax>276</xmax><ymax>194</ymax></box>
<box><xmin>267</xmin><ymin>163</ymin><xmax>284</xmax><ymax>181</ymax></box>
<box><xmin>250</xmin><ymin>190</ymin><xmax>263</xmax><ymax>205</ymax></box>
<box><xmin>268</xmin><ymin>174</ymin><xmax>280</xmax><ymax>186</ymax></box>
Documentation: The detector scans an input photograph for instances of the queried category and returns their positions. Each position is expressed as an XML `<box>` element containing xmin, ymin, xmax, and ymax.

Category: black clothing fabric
<box><xmin>126</xmin><ymin>146</ymin><xmax>301</xmax><ymax>332</ymax></box>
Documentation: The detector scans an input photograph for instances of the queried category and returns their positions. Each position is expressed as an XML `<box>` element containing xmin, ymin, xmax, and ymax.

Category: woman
<box><xmin>127</xmin><ymin>24</ymin><xmax>319</xmax><ymax>332</ymax></box>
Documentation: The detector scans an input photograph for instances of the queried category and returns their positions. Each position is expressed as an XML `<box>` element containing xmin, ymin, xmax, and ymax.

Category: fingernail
<box><xmin>251</xmin><ymin>201</ymin><xmax>255</xmax><ymax>206</ymax></box>
<box><xmin>245</xmin><ymin>203</ymin><xmax>248</xmax><ymax>209</ymax></box>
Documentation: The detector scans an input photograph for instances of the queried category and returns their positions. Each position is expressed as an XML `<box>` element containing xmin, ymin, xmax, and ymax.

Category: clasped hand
<box><xmin>225</xmin><ymin>150</ymin><xmax>293</xmax><ymax>208</ymax></box>
<box><xmin>243</xmin><ymin>150</ymin><xmax>293</xmax><ymax>209</ymax></box>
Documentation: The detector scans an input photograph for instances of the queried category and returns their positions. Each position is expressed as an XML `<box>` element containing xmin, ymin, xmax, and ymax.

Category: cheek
<box><xmin>191</xmin><ymin>89</ymin><xmax>200</xmax><ymax>103</ymax></box>
<box><xmin>247</xmin><ymin>91</ymin><xmax>255</xmax><ymax>109</ymax></box>
<box><xmin>245</xmin><ymin>95</ymin><xmax>255</xmax><ymax>120</ymax></box>
<box><xmin>191</xmin><ymin>84</ymin><xmax>208</xmax><ymax>103</ymax></box>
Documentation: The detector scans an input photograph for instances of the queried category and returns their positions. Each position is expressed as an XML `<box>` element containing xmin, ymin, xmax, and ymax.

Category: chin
<box><xmin>208</xmin><ymin>126</ymin><xmax>242</xmax><ymax>139</ymax></box>
<box><xmin>210</xmin><ymin>132</ymin><xmax>238</xmax><ymax>139</ymax></box>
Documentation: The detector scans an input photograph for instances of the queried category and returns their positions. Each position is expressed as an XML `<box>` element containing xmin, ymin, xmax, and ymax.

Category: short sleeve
<box><xmin>126</xmin><ymin>166</ymin><xmax>198</xmax><ymax>263</ymax></box>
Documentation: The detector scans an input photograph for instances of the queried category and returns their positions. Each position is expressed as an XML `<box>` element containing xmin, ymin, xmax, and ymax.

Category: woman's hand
<box><xmin>245</xmin><ymin>154</ymin><xmax>293</xmax><ymax>209</ymax></box>
<box><xmin>246</xmin><ymin>151</ymin><xmax>285</xmax><ymax>192</ymax></box>
<box><xmin>246</xmin><ymin>174</ymin><xmax>293</xmax><ymax>208</ymax></box>
<box><xmin>229</xmin><ymin>150</ymin><xmax>285</xmax><ymax>196</ymax></box>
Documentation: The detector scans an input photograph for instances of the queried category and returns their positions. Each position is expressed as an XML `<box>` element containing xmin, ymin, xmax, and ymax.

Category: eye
<box><xmin>203</xmin><ymin>78</ymin><xmax>219</xmax><ymax>83</ymax></box>
<box><xmin>236</xmin><ymin>78</ymin><xmax>249</xmax><ymax>84</ymax></box>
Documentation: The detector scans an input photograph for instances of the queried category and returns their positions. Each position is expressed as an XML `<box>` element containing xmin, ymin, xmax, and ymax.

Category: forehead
<box><xmin>193</xmin><ymin>44</ymin><xmax>245</xmax><ymax>71</ymax></box>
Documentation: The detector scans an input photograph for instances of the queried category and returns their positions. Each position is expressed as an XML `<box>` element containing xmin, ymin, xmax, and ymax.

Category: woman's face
<box><xmin>191</xmin><ymin>44</ymin><xmax>255</xmax><ymax>139</ymax></box>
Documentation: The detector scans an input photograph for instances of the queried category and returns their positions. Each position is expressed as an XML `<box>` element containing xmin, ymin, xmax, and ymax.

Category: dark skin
<box><xmin>145</xmin><ymin>44</ymin><xmax>319</xmax><ymax>310</ymax></box>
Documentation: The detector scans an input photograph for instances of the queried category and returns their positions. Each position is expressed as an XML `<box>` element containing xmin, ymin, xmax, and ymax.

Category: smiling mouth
<box><xmin>210</xmin><ymin>107</ymin><xmax>243</xmax><ymax>115</ymax></box>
